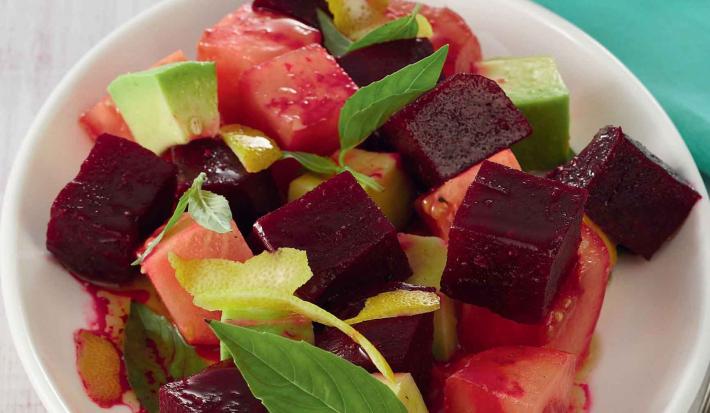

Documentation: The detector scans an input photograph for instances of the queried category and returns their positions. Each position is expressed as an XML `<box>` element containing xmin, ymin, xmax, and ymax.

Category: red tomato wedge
<box><xmin>141</xmin><ymin>215</ymin><xmax>253</xmax><ymax>346</ymax></box>
<box><xmin>197</xmin><ymin>5</ymin><xmax>321</xmax><ymax>124</ymax></box>
<box><xmin>444</xmin><ymin>346</ymin><xmax>576</xmax><ymax>413</ymax></box>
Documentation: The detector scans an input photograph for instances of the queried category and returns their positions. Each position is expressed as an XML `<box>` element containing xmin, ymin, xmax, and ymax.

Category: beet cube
<box><xmin>549</xmin><ymin>126</ymin><xmax>701</xmax><ymax>259</ymax></box>
<box><xmin>383</xmin><ymin>73</ymin><xmax>532</xmax><ymax>189</ymax></box>
<box><xmin>166</xmin><ymin>138</ymin><xmax>281</xmax><ymax>234</ymax></box>
<box><xmin>337</xmin><ymin>38</ymin><xmax>435</xmax><ymax>87</ymax></box>
<box><xmin>441</xmin><ymin>161</ymin><xmax>587</xmax><ymax>323</ymax></box>
<box><xmin>251</xmin><ymin>172</ymin><xmax>412</xmax><ymax>305</ymax></box>
<box><xmin>252</xmin><ymin>0</ymin><xmax>329</xmax><ymax>27</ymax></box>
<box><xmin>46</xmin><ymin>135</ymin><xmax>176</xmax><ymax>284</ymax></box>
<box><xmin>159</xmin><ymin>360</ymin><xmax>266</xmax><ymax>413</ymax></box>
<box><xmin>316</xmin><ymin>313</ymin><xmax>434</xmax><ymax>389</ymax></box>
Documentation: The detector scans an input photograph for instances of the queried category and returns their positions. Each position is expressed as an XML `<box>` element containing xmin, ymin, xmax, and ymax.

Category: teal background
<box><xmin>535</xmin><ymin>0</ymin><xmax>710</xmax><ymax>187</ymax></box>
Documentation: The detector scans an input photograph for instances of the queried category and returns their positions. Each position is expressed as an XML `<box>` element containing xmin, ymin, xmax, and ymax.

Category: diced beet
<box><xmin>440</xmin><ymin>162</ymin><xmax>587</xmax><ymax>323</ymax></box>
<box><xmin>337</xmin><ymin>38</ymin><xmax>435</xmax><ymax>87</ymax></box>
<box><xmin>46</xmin><ymin>135</ymin><xmax>176</xmax><ymax>284</ymax></box>
<box><xmin>458</xmin><ymin>222</ymin><xmax>613</xmax><ymax>365</ymax></box>
<box><xmin>251</xmin><ymin>172</ymin><xmax>412</xmax><ymax>305</ymax></box>
<box><xmin>159</xmin><ymin>360</ymin><xmax>266</xmax><ymax>413</ymax></box>
<box><xmin>316</xmin><ymin>314</ymin><xmax>434</xmax><ymax>389</ymax></box>
<box><xmin>548</xmin><ymin>126</ymin><xmax>701</xmax><ymax>259</ymax></box>
<box><xmin>237</xmin><ymin>44</ymin><xmax>358</xmax><ymax>155</ymax></box>
<box><xmin>166</xmin><ymin>138</ymin><xmax>281</xmax><ymax>234</ymax></box>
<box><xmin>197</xmin><ymin>5</ymin><xmax>321</xmax><ymax>124</ymax></box>
<box><xmin>383</xmin><ymin>74</ymin><xmax>532</xmax><ymax>188</ymax></box>
<box><xmin>387</xmin><ymin>0</ymin><xmax>482</xmax><ymax>76</ymax></box>
<box><xmin>252</xmin><ymin>0</ymin><xmax>329</xmax><ymax>27</ymax></box>
<box><xmin>444</xmin><ymin>346</ymin><xmax>576</xmax><ymax>413</ymax></box>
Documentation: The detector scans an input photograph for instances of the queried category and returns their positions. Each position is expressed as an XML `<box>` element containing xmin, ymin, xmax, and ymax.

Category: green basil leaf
<box><xmin>133</xmin><ymin>172</ymin><xmax>232</xmax><ymax>265</ymax></box>
<box><xmin>317</xmin><ymin>9</ymin><xmax>352</xmax><ymax>57</ymax></box>
<box><xmin>344</xmin><ymin>167</ymin><xmax>384</xmax><ymax>192</ymax></box>
<box><xmin>338</xmin><ymin>45</ymin><xmax>448</xmax><ymax>153</ymax></box>
<box><xmin>210</xmin><ymin>321</ymin><xmax>406</xmax><ymax>413</ymax></box>
<box><xmin>346</xmin><ymin>4</ymin><xmax>421</xmax><ymax>53</ymax></box>
<box><xmin>282</xmin><ymin>151</ymin><xmax>341</xmax><ymax>175</ymax></box>
<box><xmin>188</xmin><ymin>188</ymin><xmax>233</xmax><ymax>234</ymax></box>
<box><xmin>124</xmin><ymin>302</ymin><xmax>206</xmax><ymax>413</ymax></box>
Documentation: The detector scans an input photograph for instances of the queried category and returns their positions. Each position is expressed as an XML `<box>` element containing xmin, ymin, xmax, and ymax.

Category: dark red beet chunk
<box><xmin>383</xmin><ymin>73</ymin><xmax>532</xmax><ymax>189</ymax></box>
<box><xmin>441</xmin><ymin>161</ymin><xmax>587</xmax><ymax>323</ymax></box>
<box><xmin>252</xmin><ymin>0</ymin><xmax>329</xmax><ymax>27</ymax></box>
<box><xmin>46</xmin><ymin>134</ymin><xmax>176</xmax><ymax>284</ymax></box>
<box><xmin>337</xmin><ymin>38</ymin><xmax>435</xmax><ymax>87</ymax></box>
<box><xmin>159</xmin><ymin>360</ymin><xmax>266</xmax><ymax>413</ymax></box>
<box><xmin>549</xmin><ymin>126</ymin><xmax>701</xmax><ymax>259</ymax></box>
<box><xmin>166</xmin><ymin>138</ymin><xmax>281</xmax><ymax>234</ymax></box>
<box><xmin>251</xmin><ymin>172</ymin><xmax>412</xmax><ymax>305</ymax></box>
<box><xmin>316</xmin><ymin>313</ymin><xmax>434</xmax><ymax>389</ymax></box>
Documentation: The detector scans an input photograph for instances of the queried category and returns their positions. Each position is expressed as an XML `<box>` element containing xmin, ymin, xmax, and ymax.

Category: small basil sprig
<box><xmin>282</xmin><ymin>45</ymin><xmax>447</xmax><ymax>191</ymax></box>
<box><xmin>133</xmin><ymin>172</ymin><xmax>232</xmax><ymax>265</ymax></box>
<box><xmin>211</xmin><ymin>322</ymin><xmax>407</xmax><ymax>413</ymax></box>
<box><xmin>318</xmin><ymin>5</ymin><xmax>423</xmax><ymax>57</ymax></box>
<box><xmin>124</xmin><ymin>302</ymin><xmax>206</xmax><ymax>413</ymax></box>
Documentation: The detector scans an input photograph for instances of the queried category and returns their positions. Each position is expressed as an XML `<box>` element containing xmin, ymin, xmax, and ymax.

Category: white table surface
<box><xmin>0</xmin><ymin>1</ymin><xmax>158</xmax><ymax>411</ymax></box>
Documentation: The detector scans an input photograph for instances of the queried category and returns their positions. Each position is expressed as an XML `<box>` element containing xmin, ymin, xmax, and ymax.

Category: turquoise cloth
<box><xmin>535</xmin><ymin>0</ymin><xmax>710</xmax><ymax>186</ymax></box>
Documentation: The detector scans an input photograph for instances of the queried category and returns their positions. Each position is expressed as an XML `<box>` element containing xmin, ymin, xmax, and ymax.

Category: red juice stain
<box><xmin>72</xmin><ymin>274</ymin><xmax>176</xmax><ymax>412</ymax></box>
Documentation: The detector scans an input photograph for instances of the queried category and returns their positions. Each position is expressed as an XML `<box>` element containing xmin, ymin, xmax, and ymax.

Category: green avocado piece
<box><xmin>479</xmin><ymin>56</ymin><xmax>570</xmax><ymax>171</ymax></box>
<box><xmin>400</xmin><ymin>233</ymin><xmax>458</xmax><ymax>362</ymax></box>
<box><xmin>108</xmin><ymin>61</ymin><xmax>220</xmax><ymax>154</ymax></box>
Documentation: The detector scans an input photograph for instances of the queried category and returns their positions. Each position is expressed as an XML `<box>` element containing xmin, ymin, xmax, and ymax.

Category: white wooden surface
<box><xmin>0</xmin><ymin>1</ymin><xmax>159</xmax><ymax>411</ymax></box>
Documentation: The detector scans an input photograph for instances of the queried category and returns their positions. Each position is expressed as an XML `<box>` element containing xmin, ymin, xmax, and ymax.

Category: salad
<box><xmin>45</xmin><ymin>0</ymin><xmax>702</xmax><ymax>412</ymax></box>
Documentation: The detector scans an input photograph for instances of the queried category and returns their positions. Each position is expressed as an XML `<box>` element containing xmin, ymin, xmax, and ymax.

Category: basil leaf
<box><xmin>317</xmin><ymin>9</ymin><xmax>352</xmax><ymax>57</ymax></box>
<box><xmin>346</xmin><ymin>4</ymin><xmax>421</xmax><ymax>53</ymax></box>
<box><xmin>210</xmin><ymin>321</ymin><xmax>406</xmax><ymax>413</ymax></box>
<box><xmin>188</xmin><ymin>188</ymin><xmax>232</xmax><ymax>234</ymax></box>
<box><xmin>338</xmin><ymin>45</ymin><xmax>448</xmax><ymax>154</ymax></box>
<box><xmin>124</xmin><ymin>302</ymin><xmax>206</xmax><ymax>413</ymax></box>
<box><xmin>282</xmin><ymin>151</ymin><xmax>341</xmax><ymax>175</ymax></box>
<box><xmin>133</xmin><ymin>172</ymin><xmax>232</xmax><ymax>265</ymax></box>
<box><xmin>343</xmin><ymin>167</ymin><xmax>384</xmax><ymax>192</ymax></box>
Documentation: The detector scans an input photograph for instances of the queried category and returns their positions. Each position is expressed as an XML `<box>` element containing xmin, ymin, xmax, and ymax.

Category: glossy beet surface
<box><xmin>166</xmin><ymin>138</ymin><xmax>281</xmax><ymax>234</ymax></box>
<box><xmin>459</xmin><ymin>223</ymin><xmax>613</xmax><ymax>364</ymax></box>
<box><xmin>337</xmin><ymin>38</ymin><xmax>435</xmax><ymax>87</ymax></box>
<box><xmin>159</xmin><ymin>360</ymin><xmax>266</xmax><ymax>413</ymax></box>
<box><xmin>383</xmin><ymin>74</ymin><xmax>532</xmax><ymax>188</ymax></box>
<box><xmin>46</xmin><ymin>134</ymin><xmax>176</xmax><ymax>284</ymax></box>
<box><xmin>251</xmin><ymin>172</ymin><xmax>412</xmax><ymax>305</ymax></box>
<box><xmin>441</xmin><ymin>162</ymin><xmax>587</xmax><ymax>323</ymax></box>
<box><xmin>316</xmin><ymin>314</ymin><xmax>434</xmax><ymax>390</ymax></box>
<box><xmin>549</xmin><ymin>125</ymin><xmax>701</xmax><ymax>259</ymax></box>
<box><xmin>252</xmin><ymin>0</ymin><xmax>329</xmax><ymax>27</ymax></box>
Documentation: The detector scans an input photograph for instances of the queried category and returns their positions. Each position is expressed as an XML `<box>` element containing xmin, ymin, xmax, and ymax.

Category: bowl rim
<box><xmin>2</xmin><ymin>0</ymin><xmax>709</xmax><ymax>412</ymax></box>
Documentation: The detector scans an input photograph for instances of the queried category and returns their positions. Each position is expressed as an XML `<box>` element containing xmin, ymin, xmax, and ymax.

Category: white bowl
<box><xmin>2</xmin><ymin>0</ymin><xmax>709</xmax><ymax>411</ymax></box>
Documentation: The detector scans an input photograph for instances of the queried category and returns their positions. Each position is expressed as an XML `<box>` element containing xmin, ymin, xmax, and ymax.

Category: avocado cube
<box><xmin>108</xmin><ymin>61</ymin><xmax>220</xmax><ymax>154</ymax></box>
<box><xmin>479</xmin><ymin>56</ymin><xmax>570</xmax><ymax>171</ymax></box>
